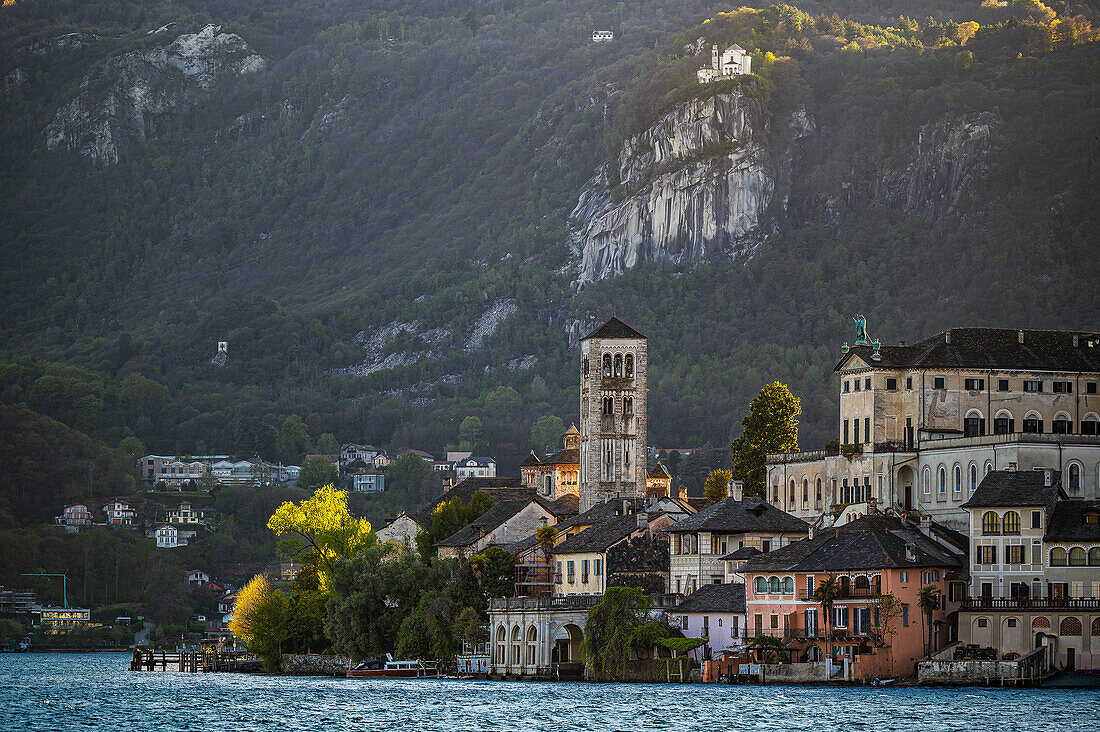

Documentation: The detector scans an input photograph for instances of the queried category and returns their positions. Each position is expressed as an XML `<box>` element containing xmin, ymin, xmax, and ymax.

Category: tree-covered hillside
<box><xmin>1</xmin><ymin>0</ymin><xmax>1097</xmax><ymax>527</ymax></box>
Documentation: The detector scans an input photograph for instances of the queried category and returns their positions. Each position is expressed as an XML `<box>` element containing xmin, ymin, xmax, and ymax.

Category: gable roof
<box><xmin>550</xmin><ymin>515</ymin><xmax>644</xmax><ymax>554</ymax></box>
<box><xmin>541</xmin><ymin>447</ymin><xmax>579</xmax><ymax>467</ymax></box>
<box><xmin>670</xmin><ymin>583</ymin><xmax>746</xmax><ymax>614</ymax></box>
<box><xmin>408</xmin><ymin>476</ymin><xmax>527</xmax><ymax>526</ymax></box>
<box><xmin>582</xmin><ymin>317</ymin><xmax>646</xmax><ymax>341</ymax></box>
<box><xmin>647</xmin><ymin>463</ymin><xmax>671</xmax><ymax>479</ymax></box>
<box><xmin>565</xmin><ymin>422</ymin><xmax>580</xmax><ymax>435</ymax></box>
<box><xmin>521</xmin><ymin>451</ymin><xmax>542</xmax><ymax>467</ymax></box>
<box><xmin>722</xmin><ymin>546</ymin><xmax>762</xmax><ymax>560</ymax></box>
<box><xmin>1044</xmin><ymin>500</ymin><xmax>1100</xmax><ymax>542</ymax></box>
<box><xmin>961</xmin><ymin>470</ymin><xmax>1064</xmax><ymax>509</ymax></box>
<box><xmin>835</xmin><ymin>328</ymin><xmax>1100</xmax><ymax>374</ymax></box>
<box><xmin>666</xmin><ymin>496</ymin><xmax>808</xmax><ymax>535</ymax></box>
<box><xmin>741</xmin><ymin>514</ymin><xmax>963</xmax><ymax>573</ymax></box>
<box><xmin>435</xmin><ymin>499</ymin><xmax>546</xmax><ymax>548</ymax></box>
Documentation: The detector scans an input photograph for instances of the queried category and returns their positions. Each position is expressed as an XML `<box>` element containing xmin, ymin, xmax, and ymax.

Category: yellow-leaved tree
<box><xmin>267</xmin><ymin>484</ymin><xmax>374</xmax><ymax>592</ymax></box>
<box><xmin>228</xmin><ymin>573</ymin><xmax>272</xmax><ymax>648</ymax></box>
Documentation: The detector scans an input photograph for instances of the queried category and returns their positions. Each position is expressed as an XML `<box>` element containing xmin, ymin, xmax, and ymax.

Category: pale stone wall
<box><xmin>281</xmin><ymin>654</ymin><xmax>351</xmax><ymax>675</ymax></box>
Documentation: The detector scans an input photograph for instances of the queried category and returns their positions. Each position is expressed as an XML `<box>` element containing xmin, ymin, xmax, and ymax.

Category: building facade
<box><xmin>455</xmin><ymin>457</ymin><xmax>498</xmax><ymax>480</ymax></box>
<box><xmin>697</xmin><ymin>43</ymin><xmax>752</xmax><ymax>83</ymax></box>
<box><xmin>350</xmin><ymin>469</ymin><xmax>386</xmax><ymax>493</ymax></box>
<box><xmin>521</xmin><ymin>425</ymin><xmax>580</xmax><ymax>500</ymax></box>
<box><xmin>579</xmin><ymin>318</ymin><xmax>647</xmax><ymax>512</ymax></box>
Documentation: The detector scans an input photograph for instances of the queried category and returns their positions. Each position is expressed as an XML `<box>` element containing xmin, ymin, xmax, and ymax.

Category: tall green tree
<box><xmin>315</xmin><ymin>433</ymin><xmax>341</xmax><ymax>455</ymax></box>
<box><xmin>704</xmin><ymin>468</ymin><xmax>733</xmax><ymax>503</ymax></box>
<box><xmin>730</xmin><ymin>382</ymin><xmax>800</xmax><ymax>497</ymax></box>
<box><xmin>415</xmin><ymin>491</ymin><xmax>493</xmax><ymax>559</ymax></box>
<box><xmin>582</xmin><ymin>586</ymin><xmax>651</xmax><ymax>681</ymax></box>
<box><xmin>279</xmin><ymin>415</ymin><xmax>310</xmax><ymax>463</ymax></box>
<box><xmin>298</xmin><ymin>456</ymin><xmax>337</xmax><ymax>490</ymax></box>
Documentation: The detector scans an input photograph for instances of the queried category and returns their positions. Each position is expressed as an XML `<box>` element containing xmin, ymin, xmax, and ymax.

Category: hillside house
<box><xmin>592</xmin><ymin>30</ymin><xmax>614</xmax><ymax>43</ymax></box>
<box><xmin>377</xmin><ymin>513</ymin><xmax>425</xmax><ymax>555</ymax></box>
<box><xmin>56</xmin><ymin>503</ymin><xmax>93</xmax><ymax>527</ymax></box>
<box><xmin>350</xmin><ymin>469</ymin><xmax>386</xmax><ymax>493</ymax></box>
<box><xmin>155</xmin><ymin>524</ymin><xmax>185</xmax><ymax>548</ymax></box>
<box><xmin>456</xmin><ymin>456</ymin><xmax>497</xmax><ymax>479</ymax></box>
<box><xmin>167</xmin><ymin>501</ymin><xmax>204</xmax><ymax>525</ymax></box>
<box><xmin>102</xmin><ymin>500</ymin><xmax>136</xmax><ymax>526</ymax></box>
<box><xmin>186</xmin><ymin>570</ymin><xmax>210</xmax><ymax>586</ymax></box>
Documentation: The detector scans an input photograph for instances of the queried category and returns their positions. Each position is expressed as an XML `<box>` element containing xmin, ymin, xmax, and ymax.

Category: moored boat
<box><xmin>347</xmin><ymin>654</ymin><xmax>439</xmax><ymax>679</ymax></box>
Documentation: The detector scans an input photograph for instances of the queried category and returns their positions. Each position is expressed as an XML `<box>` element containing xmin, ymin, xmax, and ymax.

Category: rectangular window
<box><xmin>933</xmin><ymin>376</ymin><xmax>946</xmax><ymax>390</ymax></box>
<box><xmin>902</xmin><ymin>605</ymin><xmax>909</xmax><ymax>627</ymax></box>
<box><xmin>843</xmin><ymin>381</ymin><xmax>850</xmax><ymax>393</ymax></box>
<box><xmin>864</xmin><ymin>418</ymin><xmax>870</xmax><ymax>443</ymax></box>
<box><xmin>864</xmin><ymin>377</ymin><xmax>871</xmax><ymax>390</ymax></box>
<box><xmin>806</xmin><ymin>575</ymin><xmax>815</xmax><ymax>597</ymax></box>
<box><xmin>753</xmin><ymin>614</ymin><xmax>763</xmax><ymax>635</ymax></box>
<box><xmin>1087</xmin><ymin>382</ymin><xmax>1098</xmax><ymax>395</ymax></box>
<box><xmin>770</xmin><ymin>614</ymin><xmax>779</xmax><ymax>629</ymax></box>
<box><xmin>886</xmin><ymin>377</ymin><xmax>897</xmax><ymax>390</ymax></box>
<box><xmin>1071</xmin><ymin>582</ymin><xmax>1083</xmax><ymax>598</ymax></box>
<box><xmin>1006</xmin><ymin>545</ymin><xmax>1024</xmax><ymax>564</ymax></box>
<box><xmin>595</xmin><ymin>558</ymin><xmax>602</xmax><ymax>576</ymax></box>
<box><xmin>567</xmin><ymin>561</ymin><xmax>575</xmax><ymax>582</ymax></box>
<box><xmin>1031</xmin><ymin>541</ymin><xmax>1042</xmax><ymax>566</ymax></box>
<box><xmin>998</xmin><ymin>379</ymin><xmax>1010</xmax><ymax>392</ymax></box>
<box><xmin>854</xmin><ymin>379</ymin><xmax>861</xmax><ymax>392</ymax></box>
<box><xmin>805</xmin><ymin>609</ymin><xmax>818</xmax><ymax>636</ymax></box>
<box><xmin>906</xmin><ymin>376</ymin><xmax>913</xmax><ymax>390</ymax></box>
<box><xmin>977</xmin><ymin>546</ymin><xmax>996</xmax><ymax>565</ymax></box>
<box><xmin>1023</xmin><ymin>380</ymin><xmax>1042</xmax><ymax>393</ymax></box>
<box><xmin>843</xmin><ymin>420</ymin><xmax>849</xmax><ymax>444</ymax></box>
<box><xmin>965</xmin><ymin>378</ymin><xmax>985</xmax><ymax>391</ymax></box>
<box><xmin>582</xmin><ymin>560</ymin><xmax>589</xmax><ymax>581</ymax></box>
<box><xmin>854</xmin><ymin>420</ymin><xmax>860</xmax><ymax>445</ymax></box>
<box><xmin>1052</xmin><ymin>381</ymin><xmax>1072</xmax><ymax>394</ymax></box>
<box><xmin>899</xmin><ymin>571</ymin><xmax>909</xmax><ymax>583</ymax></box>
<box><xmin>833</xmin><ymin>607</ymin><xmax>849</xmax><ymax>629</ymax></box>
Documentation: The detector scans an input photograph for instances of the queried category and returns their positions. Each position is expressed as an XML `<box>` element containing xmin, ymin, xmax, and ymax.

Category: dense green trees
<box><xmin>731</xmin><ymin>382</ymin><xmax>801</xmax><ymax>497</ymax></box>
<box><xmin>298</xmin><ymin>456</ymin><xmax>337</xmax><ymax>490</ymax></box>
<box><xmin>414</xmin><ymin>491</ymin><xmax>493</xmax><ymax>558</ymax></box>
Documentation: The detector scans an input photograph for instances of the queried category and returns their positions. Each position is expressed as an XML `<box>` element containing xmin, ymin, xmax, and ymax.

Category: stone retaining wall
<box><xmin>281</xmin><ymin>654</ymin><xmax>351</xmax><ymax>676</ymax></box>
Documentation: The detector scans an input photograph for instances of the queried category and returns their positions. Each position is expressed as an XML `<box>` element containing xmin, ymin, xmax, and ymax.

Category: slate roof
<box><xmin>541</xmin><ymin>447</ymin><xmax>579</xmax><ymax>467</ymax></box>
<box><xmin>1045</xmin><ymin>501</ymin><xmax>1100</xmax><ymax>542</ymax></box>
<box><xmin>836</xmin><ymin>328</ymin><xmax>1100</xmax><ymax>374</ymax></box>
<box><xmin>408</xmin><ymin>476</ymin><xmax>527</xmax><ymax>526</ymax></box>
<box><xmin>550</xmin><ymin>515</ymin><xmax>643</xmax><ymax>554</ymax></box>
<box><xmin>436</xmin><ymin>499</ymin><xmax>541</xmax><ymax>548</ymax></box>
<box><xmin>582</xmin><ymin>317</ymin><xmax>646</xmax><ymax>340</ymax></box>
<box><xmin>721</xmin><ymin>546</ymin><xmax>762</xmax><ymax>560</ymax></box>
<box><xmin>961</xmin><ymin>470</ymin><xmax>1064</xmax><ymax>509</ymax></box>
<box><xmin>670</xmin><ymin>583</ymin><xmax>746</xmax><ymax>614</ymax></box>
<box><xmin>458</xmin><ymin>456</ymin><xmax>496</xmax><ymax>467</ymax></box>
<box><xmin>665</xmin><ymin>496</ymin><xmax>809</xmax><ymax>535</ymax></box>
<box><xmin>521</xmin><ymin>451</ymin><xmax>541</xmax><ymax>467</ymax></box>
<box><xmin>740</xmin><ymin>514</ymin><xmax>964</xmax><ymax>573</ymax></box>
<box><xmin>542</xmin><ymin>493</ymin><xmax>579</xmax><ymax>518</ymax></box>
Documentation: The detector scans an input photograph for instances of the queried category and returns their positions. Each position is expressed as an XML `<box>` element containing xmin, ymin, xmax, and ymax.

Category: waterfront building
<box><xmin>579</xmin><ymin>318</ymin><xmax>648</xmax><ymax>512</ymax></box>
<box><xmin>37</xmin><ymin>606</ymin><xmax>93</xmax><ymax>631</ymax></box>
<box><xmin>741</xmin><ymin>513</ymin><xmax>965</xmax><ymax>681</ymax></box>
<box><xmin>521</xmin><ymin>425</ymin><xmax>580</xmax><ymax>500</ymax></box>
<box><xmin>0</xmin><ymin>586</ymin><xmax>36</xmax><ymax>614</ymax></box>
<box><xmin>766</xmin><ymin>325</ymin><xmax>1100</xmax><ymax>531</ymax></box>
<box><xmin>666</xmin><ymin>487</ymin><xmax>809</xmax><ymax>595</ymax></box>
<box><xmin>959</xmin><ymin>469</ymin><xmax>1100</xmax><ymax>670</ymax></box>
<box><xmin>667</xmin><ymin>583</ymin><xmax>748</xmax><ymax>659</ymax></box>
<box><xmin>551</xmin><ymin>510</ymin><xmax>672</xmax><ymax>596</ymax></box>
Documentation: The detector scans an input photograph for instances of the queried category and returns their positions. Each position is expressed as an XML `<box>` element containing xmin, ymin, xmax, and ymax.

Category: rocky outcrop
<box><xmin>569</xmin><ymin>92</ymin><xmax>799</xmax><ymax>287</ymax></box>
<box><xmin>878</xmin><ymin>111</ymin><xmax>998</xmax><ymax>222</ymax></box>
<box><xmin>44</xmin><ymin>24</ymin><xmax>267</xmax><ymax>164</ymax></box>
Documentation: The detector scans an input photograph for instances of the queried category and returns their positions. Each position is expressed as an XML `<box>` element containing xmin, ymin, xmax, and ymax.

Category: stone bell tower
<box><xmin>579</xmin><ymin>317</ymin><xmax>647</xmax><ymax>512</ymax></box>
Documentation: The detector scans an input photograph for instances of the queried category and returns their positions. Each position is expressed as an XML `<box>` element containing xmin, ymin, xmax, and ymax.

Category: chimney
<box><xmin>905</xmin><ymin>543</ymin><xmax>917</xmax><ymax>562</ymax></box>
<box><xmin>945</xmin><ymin>330</ymin><xmax>951</xmax><ymax>345</ymax></box>
<box><xmin>623</xmin><ymin>499</ymin><xmax>630</xmax><ymax>516</ymax></box>
<box><xmin>678</xmin><ymin>485</ymin><xmax>688</xmax><ymax>500</ymax></box>
<box><xmin>1044</xmin><ymin>469</ymin><xmax>1052</xmax><ymax>487</ymax></box>
<box><xmin>637</xmin><ymin>512</ymin><xmax>648</xmax><ymax>529</ymax></box>
<box><xmin>729</xmin><ymin>480</ymin><xmax>744</xmax><ymax>501</ymax></box>
<box><xmin>1018</xmin><ymin>330</ymin><xmax>1024</xmax><ymax>344</ymax></box>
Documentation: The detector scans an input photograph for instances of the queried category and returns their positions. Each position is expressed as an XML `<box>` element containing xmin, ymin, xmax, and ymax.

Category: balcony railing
<box><xmin>490</xmin><ymin>595</ymin><xmax>603</xmax><ymax>611</ymax></box>
<box><xmin>799</xmin><ymin>588</ymin><xmax>879</xmax><ymax>601</ymax></box>
<box><xmin>961</xmin><ymin>597</ymin><xmax>1100</xmax><ymax>611</ymax></box>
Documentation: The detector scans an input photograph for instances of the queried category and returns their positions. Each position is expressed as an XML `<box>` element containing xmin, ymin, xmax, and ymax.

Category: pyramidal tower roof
<box><xmin>565</xmin><ymin>422</ymin><xmax>580</xmax><ymax>435</ymax></box>
<box><xmin>581</xmin><ymin>317</ymin><xmax>646</xmax><ymax>341</ymax></box>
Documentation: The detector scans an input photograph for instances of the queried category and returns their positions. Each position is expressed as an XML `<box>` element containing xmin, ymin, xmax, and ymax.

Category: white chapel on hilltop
<box><xmin>697</xmin><ymin>43</ymin><xmax>752</xmax><ymax>83</ymax></box>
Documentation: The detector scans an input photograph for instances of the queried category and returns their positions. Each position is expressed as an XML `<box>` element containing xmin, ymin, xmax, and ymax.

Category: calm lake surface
<box><xmin>2</xmin><ymin>653</ymin><xmax>1098</xmax><ymax>731</ymax></box>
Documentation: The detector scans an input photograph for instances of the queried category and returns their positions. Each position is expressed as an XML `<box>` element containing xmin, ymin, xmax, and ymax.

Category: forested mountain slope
<box><xmin>0</xmin><ymin>0</ymin><xmax>1097</xmax><ymax>525</ymax></box>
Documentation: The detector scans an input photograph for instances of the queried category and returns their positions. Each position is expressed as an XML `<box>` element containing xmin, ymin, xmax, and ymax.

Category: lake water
<box><xmin>2</xmin><ymin>653</ymin><xmax>1098</xmax><ymax>731</ymax></box>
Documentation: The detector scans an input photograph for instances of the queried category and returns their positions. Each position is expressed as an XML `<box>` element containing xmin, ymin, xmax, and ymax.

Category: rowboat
<box><xmin>347</xmin><ymin>654</ymin><xmax>438</xmax><ymax>679</ymax></box>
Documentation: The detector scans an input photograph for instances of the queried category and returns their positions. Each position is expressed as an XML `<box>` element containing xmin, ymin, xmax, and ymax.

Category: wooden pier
<box><xmin>130</xmin><ymin>647</ymin><xmax>260</xmax><ymax>673</ymax></box>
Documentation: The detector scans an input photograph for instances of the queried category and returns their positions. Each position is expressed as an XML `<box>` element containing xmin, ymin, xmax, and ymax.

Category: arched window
<box><xmin>601</xmin><ymin>354</ymin><xmax>612</xmax><ymax>377</ymax></box>
<box><xmin>624</xmin><ymin>353</ymin><xmax>634</xmax><ymax>378</ymax></box>
<box><xmin>782</xmin><ymin>577</ymin><xmax>795</xmax><ymax>594</ymax></box>
<box><xmin>602</xmin><ymin>397</ymin><xmax>613</xmax><ymax>415</ymax></box>
<box><xmin>1089</xmin><ymin>548</ymin><xmax>1100</xmax><ymax>567</ymax></box>
<box><xmin>938</xmin><ymin>466</ymin><xmax>947</xmax><ymax>493</ymax></box>
<box><xmin>624</xmin><ymin>397</ymin><xmax>633</xmax><ymax>414</ymax></box>
<box><xmin>769</xmin><ymin>576</ymin><xmax>781</xmax><ymax>593</ymax></box>
<box><xmin>802</xmin><ymin>478</ymin><xmax>809</xmax><ymax>504</ymax></box>
<box><xmin>613</xmin><ymin>354</ymin><xmax>623</xmax><ymax>377</ymax></box>
<box><xmin>1082</xmin><ymin>415</ymin><xmax>1099</xmax><ymax>436</ymax></box>
<box><xmin>1023</xmin><ymin>412</ymin><xmax>1043</xmax><ymax>434</ymax></box>
<box><xmin>854</xmin><ymin>576</ymin><xmax>870</xmax><ymax>591</ymax></box>
<box><xmin>922</xmin><ymin>467</ymin><xmax>930</xmax><ymax>494</ymax></box>
<box><xmin>994</xmin><ymin>410</ymin><xmax>1014</xmax><ymax>435</ymax></box>
<box><xmin>789</xmin><ymin>480</ymin><xmax>795</xmax><ymax>504</ymax></box>
<box><xmin>1050</xmin><ymin>547</ymin><xmax>1068</xmax><ymax>566</ymax></box>
<box><xmin>754</xmin><ymin>576</ymin><xmax>768</xmax><ymax>594</ymax></box>
<box><xmin>953</xmin><ymin>464</ymin><xmax>962</xmax><ymax>493</ymax></box>
<box><xmin>1068</xmin><ymin>463</ymin><xmax>1081</xmax><ymax>494</ymax></box>
<box><xmin>982</xmin><ymin>512</ymin><xmax>1000</xmax><ymax>535</ymax></box>
<box><xmin>1069</xmin><ymin>547</ymin><xmax>1086</xmax><ymax>566</ymax></box>
<box><xmin>985</xmin><ymin>461</ymin><xmax>993</xmax><ymax>475</ymax></box>
<box><xmin>1052</xmin><ymin>414</ymin><xmax>1072</xmax><ymax>435</ymax></box>
<box><xmin>969</xmin><ymin>463</ymin><xmax>978</xmax><ymax>492</ymax></box>
<box><xmin>1060</xmin><ymin>617</ymin><xmax>1082</xmax><ymax>636</ymax></box>
<box><xmin>1002</xmin><ymin>511</ymin><xmax>1020</xmax><ymax>534</ymax></box>
<box><xmin>964</xmin><ymin>410</ymin><xmax>985</xmax><ymax>437</ymax></box>
<box><xmin>816</xmin><ymin>478</ymin><xmax>822</xmax><ymax>502</ymax></box>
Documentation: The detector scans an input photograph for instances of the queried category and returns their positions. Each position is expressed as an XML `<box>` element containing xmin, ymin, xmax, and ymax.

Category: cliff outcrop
<box><xmin>44</xmin><ymin>24</ymin><xmax>267</xmax><ymax>164</ymax></box>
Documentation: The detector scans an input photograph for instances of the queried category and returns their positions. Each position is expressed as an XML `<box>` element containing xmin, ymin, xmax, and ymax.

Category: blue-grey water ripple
<box><xmin>1</xmin><ymin>653</ymin><xmax>1097</xmax><ymax>731</ymax></box>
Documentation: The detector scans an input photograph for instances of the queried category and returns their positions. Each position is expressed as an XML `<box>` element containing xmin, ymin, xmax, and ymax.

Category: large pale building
<box><xmin>766</xmin><ymin>324</ymin><xmax>1100</xmax><ymax>531</ymax></box>
<box><xmin>579</xmin><ymin>318</ymin><xmax>648</xmax><ymax>512</ymax></box>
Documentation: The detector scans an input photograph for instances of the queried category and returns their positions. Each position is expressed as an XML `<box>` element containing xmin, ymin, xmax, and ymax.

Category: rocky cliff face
<box><xmin>44</xmin><ymin>25</ymin><xmax>267</xmax><ymax>164</ymax></box>
<box><xmin>570</xmin><ymin>92</ymin><xmax>804</xmax><ymax>287</ymax></box>
<box><xmin>878</xmin><ymin>111</ymin><xmax>998</xmax><ymax>222</ymax></box>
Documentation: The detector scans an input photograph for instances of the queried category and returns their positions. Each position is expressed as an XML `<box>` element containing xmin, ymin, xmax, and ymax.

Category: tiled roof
<box><xmin>666</xmin><ymin>496</ymin><xmax>808</xmax><ymax>535</ymax></box>
<box><xmin>408</xmin><ymin>476</ymin><xmax>527</xmax><ymax>526</ymax></box>
<box><xmin>741</xmin><ymin>514</ymin><xmax>964</xmax><ymax>573</ymax></box>
<box><xmin>670</xmin><ymin>583</ymin><xmax>746</xmax><ymax>614</ymax></box>
<box><xmin>521</xmin><ymin>451</ymin><xmax>541</xmax><ymax>467</ymax></box>
<box><xmin>540</xmin><ymin>493</ymin><xmax>579</xmax><ymax>518</ymax></box>
<box><xmin>1045</xmin><ymin>500</ymin><xmax>1100</xmax><ymax>542</ymax></box>
<box><xmin>721</xmin><ymin>546</ymin><xmax>762</xmax><ymax>560</ymax></box>
<box><xmin>961</xmin><ymin>470</ymin><xmax>1064</xmax><ymax>509</ymax></box>
<box><xmin>647</xmin><ymin>463</ymin><xmax>671</xmax><ymax>479</ymax></box>
<box><xmin>582</xmin><ymin>317</ymin><xmax>646</xmax><ymax>340</ymax></box>
<box><xmin>565</xmin><ymin>422</ymin><xmax>580</xmax><ymax>435</ymax></box>
<box><xmin>837</xmin><ymin>328</ymin><xmax>1100</xmax><ymax>373</ymax></box>
<box><xmin>541</xmin><ymin>447</ymin><xmax>579</xmax><ymax>467</ymax></box>
<box><xmin>551</xmin><ymin>515</ymin><xmax>642</xmax><ymax>554</ymax></box>
<box><xmin>435</xmin><ymin>499</ymin><xmax>540</xmax><ymax>547</ymax></box>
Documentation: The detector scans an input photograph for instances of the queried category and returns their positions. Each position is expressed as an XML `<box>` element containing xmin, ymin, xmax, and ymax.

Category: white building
<box><xmin>697</xmin><ymin>43</ymin><xmax>752</xmax><ymax>84</ymax></box>
<box><xmin>667</xmin><ymin>583</ymin><xmax>748</xmax><ymax>660</ymax></box>
<box><xmin>592</xmin><ymin>30</ymin><xmax>614</xmax><ymax>43</ymax></box>
<box><xmin>455</xmin><ymin>456</ymin><xmax>497</xmax><ymax>480</ymax></box>
<box><xmin>102</xmin><ymin>500</ymin><xmax>136</xmax><ymax>526</ymax></box>
<box><xmin>155</xmin><ymin>524</ymin><xmax>184</xmax><ymax>548</ymax></box>
<box><xmin>350</xmin><ymin>469</ymin><xmax>386</xmax><ymax>493</ymax></box>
